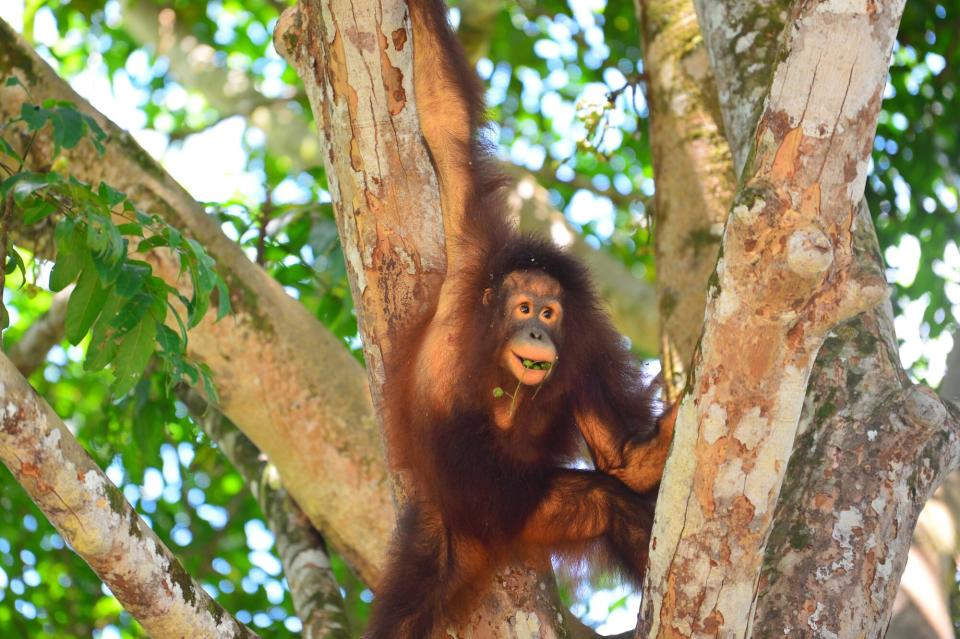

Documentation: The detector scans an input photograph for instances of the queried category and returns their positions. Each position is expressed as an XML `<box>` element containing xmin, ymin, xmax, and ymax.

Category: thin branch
<box><xmin>6</xmin><ymin>287</ymin><xmax>70</xmax><ymax>376</ymax></box>
<box><xmin>180</xmin><ymin>388</ymin><xmax>351</xmax><ymax>639</ymax></box>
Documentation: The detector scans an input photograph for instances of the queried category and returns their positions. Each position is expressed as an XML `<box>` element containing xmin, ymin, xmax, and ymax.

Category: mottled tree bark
<box><xmin>635</xmin><ymin>0</ymin><xmax>736</xmax><ymax>397</ymax></box>
<box><xmin>639</xmin><ymin>2</ymin><xmax>909</xmax><ymax>636</ymax></box>
<box><xmin>0</xmin><ymin>354</ymin><xmax>258</xmax><ymax>639</ymax></box>
<box><xmin>273</xmin><ymin>2</ymin><xmax>571</xmax><ymax>637</ymax></box>
<box><xmin>691</xmin><ymin>0</ymin><xmax>786</xmax><ymax>177</ymax></box>
<box><xmin>693</xmin><ymin>2</ymin><xmax>960</xmax><ymax>636</ymax></box>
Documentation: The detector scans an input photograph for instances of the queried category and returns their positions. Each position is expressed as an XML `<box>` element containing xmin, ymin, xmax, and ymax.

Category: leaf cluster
<box><xmin>0</xmin><ymin>79</ymin><xmax>230</xmax><ymax>398</ymax></box>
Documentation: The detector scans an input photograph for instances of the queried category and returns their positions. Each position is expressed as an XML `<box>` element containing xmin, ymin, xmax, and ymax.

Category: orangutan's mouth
<box><xmin>515</xmin><ymin>354</ymin><xmax>553</xmax><ymax>371</ymax></box>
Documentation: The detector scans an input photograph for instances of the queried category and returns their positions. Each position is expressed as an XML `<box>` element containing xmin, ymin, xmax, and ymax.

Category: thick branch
<box><xmin>7</xmin><ymin>278</ymin><xmax>351</xmax><ymax>638</ymax></box>
<box><xmin>692</xmin><ymin>0</ymin><xmax>960</xmax><ymax>635</ymax></box>
<box><xmin>639</xmin><ymin>3</ymin><xmax>903</xmax><ymax>636</ymax></box>
<box><xmin>0</xmin><ymin>17</ymin><xmax>393</xmax><ymax>584</ymax></box>
<box><xmin>0</xmin><ymin>353</ymin><xmax>258</xmax><ymax>639</ymax></box>
<box><xmin>691</xmin><ymin>0</ymin><xmax>786</xmax><ymax>176</ymax></box>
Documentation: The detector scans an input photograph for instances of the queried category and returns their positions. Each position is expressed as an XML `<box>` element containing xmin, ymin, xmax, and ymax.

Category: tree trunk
<box><xmin>693</xmin><ymin>2</ymin><xmax>960</xmax><ymax>636</ymax></box>
<box><xmin>273</xmin><ymin>2</ymin><xmax>572</xmax><ymax>637</ymax></box>
<box><xmin>639</xmin><ymin>2</ymin><xmax>908</xmax><ymax>636</ymax></box>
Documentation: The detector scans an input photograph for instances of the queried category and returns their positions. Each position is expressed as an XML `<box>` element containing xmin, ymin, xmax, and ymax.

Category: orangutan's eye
<box><xmin>519</xmin><ymin>303</ymin><xmax>531</xmax><ymax>314</ymax></box>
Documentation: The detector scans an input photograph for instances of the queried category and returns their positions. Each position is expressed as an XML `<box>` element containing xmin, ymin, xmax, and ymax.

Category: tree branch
<box><xmin>635</xmin><ymin>0</ymin><xmax>736</xmax><ymax>397</ymax></box>
<box><xmin>6</xmin><ymin>279</ymin><xmax>351</xmax><ymax>639</ymax></box>
<box><xmin>6</xmin><ymin>287</ymin><xmax>69</xmax><ymax>376</ymax></box>
<box><xmin>692</xmin><ymin>1</ymin><xmax>960</xmax><ymax>635</ymax></box>
<box><xmin>274</xmin><ymin>2</ymin><xmax>573</xmax><ymax>635</ymax></box>
<box><xmin>0</xmin><ymin>16</ymin><xmax>394</xmax><ymax>585</ymax></box>
<box><xmin>0</xmin><ymin>352</ymin><xmax>259</xmax><ymax>639</ymax></box>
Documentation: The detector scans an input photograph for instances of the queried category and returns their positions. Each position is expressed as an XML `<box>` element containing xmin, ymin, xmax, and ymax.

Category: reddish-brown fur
<box><xmin>365</xmin><ymin>2</ymin><xmax>674</xmax><ymax>637</ymax></box>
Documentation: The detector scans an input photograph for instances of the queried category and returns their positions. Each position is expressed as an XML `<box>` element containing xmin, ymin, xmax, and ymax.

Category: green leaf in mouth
<box><xmin>521</xmin><ymin>359</ymin><xmax>553</xmax><ymax>371</ymax></box>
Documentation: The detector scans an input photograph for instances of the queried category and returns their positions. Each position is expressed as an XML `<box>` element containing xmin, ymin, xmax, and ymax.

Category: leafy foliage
<box><xmin>0</xmin><ymin>82</ymin><xmax>230</xmax><ymax>397</ymax></box>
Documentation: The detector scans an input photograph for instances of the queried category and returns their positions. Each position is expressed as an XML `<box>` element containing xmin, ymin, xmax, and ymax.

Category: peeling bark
<box><xmin>755</xmin><ymin>204</ymin><xmax>959</xmax><ymax>638</ymax></box>
<box><xmin>273</xmin><ymin>3</ymin><xmax>571</xmax><ymax>637</ymax></box>
<box><xmin>0</xmin><ymin>353</ymin><xmax>258</xmax><ymax>639</ymax></box>
<box><xmin>635</xmin><ymin>0</ymin><xmax>737</xmax><ymax>397</ymax></box>
<box><xmin>0</xmin><ymin>18</ymin><xmax>393</xmax><ymax>584</ymax></box>
<box><xmin>639</xmin><ymin>3</ymin><xmax>905</xmax><ymax>636</ymax></box>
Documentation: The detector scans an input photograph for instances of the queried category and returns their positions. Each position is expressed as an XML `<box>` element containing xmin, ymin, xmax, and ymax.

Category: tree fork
<box><xmin>639</xmin><ymin>2</ymin><xmax>908</xmax><ymax>636</ymax></box>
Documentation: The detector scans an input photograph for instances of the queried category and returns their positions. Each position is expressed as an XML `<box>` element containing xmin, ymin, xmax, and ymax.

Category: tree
<box><xmin>0</xmin><ymin>0</ymin><xmax>958</xmax><ymax>637</ymax></box>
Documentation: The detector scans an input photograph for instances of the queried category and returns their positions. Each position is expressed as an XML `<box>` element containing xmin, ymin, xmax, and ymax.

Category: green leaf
<box><xmin>112</xmin><ymin>318</ymin><xmax>157</xmax><ymax>396</ymax></box>
<box><xmin>65</xmin><ymin>265</ymin><xmax>110</xmax><ymax>344</ymax></box>
<box><xmin>5</xmin><ymin>249</ymin><xmax>25</xmax><ymax>281</ymax></box>
<box><xmin>20</xmin><ymin>103</ymin><xmax>47</xmax><ymax>131</ymax></box>
<box><xmin>53</xmin><ymin>107</ymin><xmax>84</xmax><ymax>150</ymax></box>
<box><xmin>21</xmin><ymin>199</ymin><xmax>56</xmax><ymax>225</ymax></box>
<box><xmin>137</xmin><ymin>235</ymin><xmax>168</xmax><ymax>252</ymax></box>
<box><xmin>0</xmin><ymin>136</ymin><xmax>21</xmax><ymax>163</ymax></box>
<box><xmin>80</xmin><ymin>114</ymin><xmax>106</xmax><ymax>155</ymax></box>
<box><xmin>215</xmin><ymin>279</ymin><xmax>231</xmax><ymax>321</ymax></box>
<box><xmin>492</xmin><ymin>387</ymin><xmax>505</xmax><ymax>398</ymax></box>
<box><xmin>84</xmin><ymin>294</ymin><xmax>123</xmax><ymax>372</ymax></box>
<box><xmin>198</xmin><ymin>362</ymin><xmax>218</xmax><ymax>404</ymax></box>
<box><xmin>166</xmin><ymin>226</ymin><xmax>182</xmax><ymax>249</ymax></box>
<box><xmin>51</xmin><ymin>221</ymin><xmax>86</xmax><ymax>292</ymax></box>
<box><xmin>134</xmin><ymin>209</ymin><xmax>153</xmax><ymax>226</ymax></box>
<box><xmin>115</xmin><ymin>261</ymin><xmax>151</xmax><ymax>297</ymax></box>
<box><xmin>91</xmin><ymin>248</ymin><xmax>124</xmax><ymax>285</ymax></box>
<box><xmin>50</xmin><ymin>251</ymin><xmax>83</xmax><ymax>292</ymax></box>
<box><xmin>110</xmin><ymin>292</ymin><xmax>154</xmax><ymax>333</ymax></box>
<box><xmin>97</xmin><ymin>182</ymin><xmax>126</xmax><ymax>208</ymax></box>
<box><xmin>166</xmin><ymin>300</ymin><xmax>189</xmax><ymax>344</ymax></box>
<box><xmin>116</xmin><ymin>222</ymin><xmax>143</xmax><ymax>236</ymax></box>
<box><xmin>1</xmin><ymin>172</ymin><xmax>52</xmax><ymax>201</ymax></box>
<box><xmin>156</xmin><ymin>324</ymin><xmax>181</xmax><ymax>353</ymax></box>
